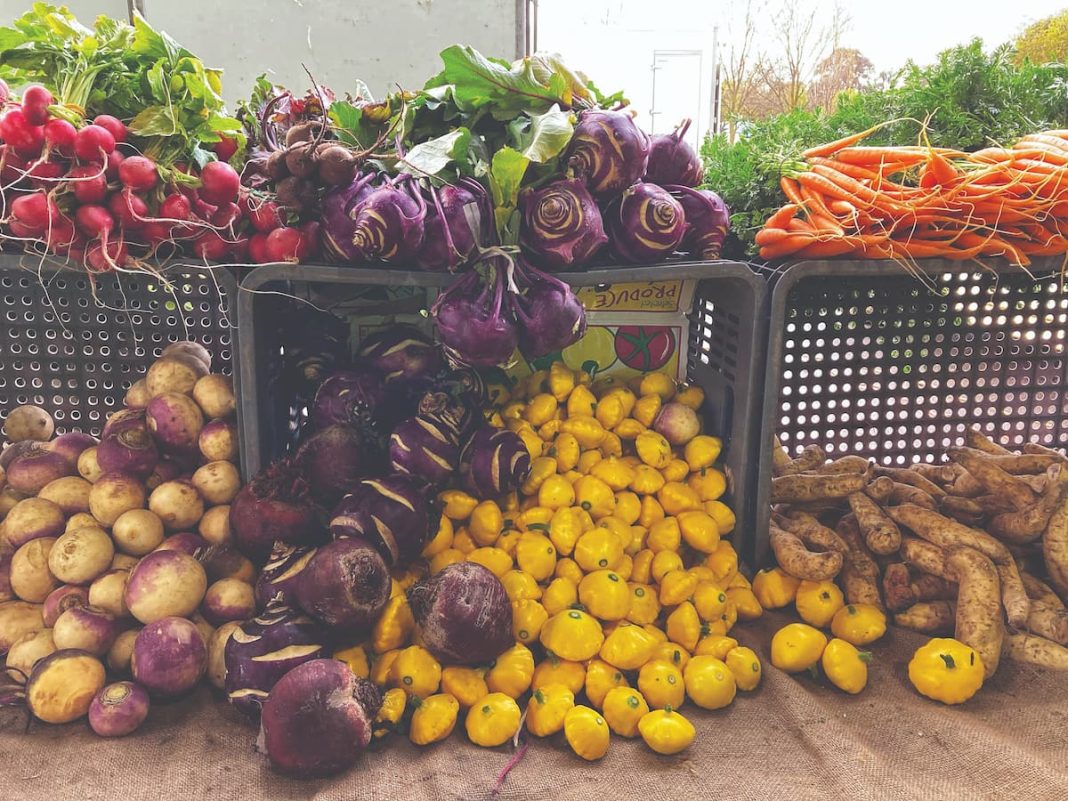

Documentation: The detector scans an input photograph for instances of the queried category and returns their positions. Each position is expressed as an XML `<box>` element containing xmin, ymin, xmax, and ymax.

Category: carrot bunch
<box><xmin>757</xmin><ymin>126</ymin><xmax>1068</xmax><ymax>267</ymax></box>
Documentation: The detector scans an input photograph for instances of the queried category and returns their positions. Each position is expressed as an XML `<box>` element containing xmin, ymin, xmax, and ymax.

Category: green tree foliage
<box><xmin>1014</xmin><ymin>9</ymin><xmax>1068</xmax><ymax>64</ymax></box>
<box><xmin>702</xmin><ymin>40</ymin><xmax>1068</xmax><ymax>257</ymax></box>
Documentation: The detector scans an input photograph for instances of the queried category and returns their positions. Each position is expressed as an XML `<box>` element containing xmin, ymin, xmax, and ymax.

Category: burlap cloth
<box><xmin>2</xmin><ymin>612</ymin><xmax>1066</xmax><ymax>801</ymax></box>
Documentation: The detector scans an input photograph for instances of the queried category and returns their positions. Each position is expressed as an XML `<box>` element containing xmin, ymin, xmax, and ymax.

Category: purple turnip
<box><xmin>42</xmin><ymin>585</ymin><xmax>90</xmax><ymax>627</ymax></box>
<box><xmin>407</xmin><ymin>562</ymin><xmax>512</xmax><ymax>666</ymax></box>
<box><xmin>518</xmin><ymin>177</ymin><xmax>607</xmax><ymax>271</ymax></box>
<box><xmin>52</xmin><ymin>605</ymin><xmax>120</xmax><ymax>656</ymax></box>
<box><xmin>131</xmin><ymin>616</ymin><xmax>207</xmax><ymax>697</ymax></box>
<box><xmin>200</xmin><ymin>578</ymin><xmax>256</xmax><ymax>625</ymax></box>
<box><xmin>48</xmin><ymin>432</ymin><xmax>98</xmax><ymax>468</ymax></box>
<box><xmin>644</xmin><ymin>119</ymin><xmax>704</xmax><ymax>187</ymax></box>
<box><xmin>254</xmin><ymin>542</ymin><xmax>316</xmax><ymax>610</ymax></box>
<box><xmin>102</xmin><ymin>409</ymin><xmax>148</xmax><ymax>438</ymax></box>
<box><xmin>460</xmin><ymin>426</ymin><xmax>532</xmax><ymax>499</ymax></box>
<box><xmin>431</xmin><ymin>264</ymin><xmax>518</xmax><ymax>368</ymax></box>
<box><xmin>224</xmin><ymin>602</ymin><xmax>325</xmax><ymax>717</ymax></box>
<box><xmin>565</xmin><ymin>109</ymin><xmax>650</xmax><ymax>195</ymax></box>
<box><xmin>146</xmin><ymin>392</ymin><xmax>204</xmax><ymax>457</ymax></box>
<box><xmin>329</xmin><ymin>476</ymin><xmax>433</xmax><ymax>567</ymax></box>
<box><xmin>653</xmin><ymin>402</ymin><xmax>701</xmax><ymax>446</ymax></box>
<box><xmin>199</xmin><ymin>419</ymin><xmax>238</xmax><ymax>463</ymax></box>
<box><xmin>6</xmin><ymin>449</ymin><xmax>72</xmax><ymax>494</ymax></box>
<box><xmin>88</xmin><ymin>681</ymin><xmax>150</xmax><ymax>737</ymax></box>
<box><xmin>294</xmin><ymin>538</ymin><xmax>390</xmax><ymax>632</ymax></box>
<box><xmin>259</xmin><ymin>658</ymin><xmax>380</xmax><ymax>777</ymax></box>
<box><xmin>96</xmin><ymin>429</ymin><xmax>159</xmax><ymax>478</ymax></box>
<box><xmin>155</xmin><ymin>532</ymin><xmax>208</xmax><ymax>556</ymax></box>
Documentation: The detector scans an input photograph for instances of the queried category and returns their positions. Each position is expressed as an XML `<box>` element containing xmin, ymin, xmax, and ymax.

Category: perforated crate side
<box><xmin>237</xmin><ymin>262</ymin><xmax>766</xmax><ymax>562</ymax></box>
<box><xmin>755</xmin><ymin>257</ymin><xmax>1068</xmax><ymax>567</ymax></box>
<box><xmin>0</xmin><ymin>257</ymin><xmax>236</xmax><ymax>437</ymax></box>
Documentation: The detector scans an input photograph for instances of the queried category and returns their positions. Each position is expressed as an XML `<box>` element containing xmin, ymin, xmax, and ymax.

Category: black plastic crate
<box><xmin>0</xmin><ymin>254</ymin><xmax>237</xmax><ymax>437</ymax></box>
<box><xmin>755</xmin><ymin>256</ymin><xmax>1068</xmax><ymax>566</ymax></box>
<box><xmin>236</xmin><ymin>261</ymin><xmax>768</xmax><ymax>565</ymax></box>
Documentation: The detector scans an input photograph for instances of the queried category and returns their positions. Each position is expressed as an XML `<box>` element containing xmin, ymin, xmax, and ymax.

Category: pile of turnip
<box><xmin>0</xmin><ymin>341</ymin><xmax>245</xmax><ymax>735</ymax></box>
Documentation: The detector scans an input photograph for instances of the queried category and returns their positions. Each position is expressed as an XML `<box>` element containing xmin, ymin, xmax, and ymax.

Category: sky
<box><xmin>536</xmin><ymin>0</ymin><xmax>1066</xmax><ymax>144</ymax></box>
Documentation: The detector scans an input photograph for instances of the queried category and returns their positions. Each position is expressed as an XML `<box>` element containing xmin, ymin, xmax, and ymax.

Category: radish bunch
<box><xmin>0</xmin><ymin>81</ymin><xmax>302</xmax><ymax>270</ymax></box>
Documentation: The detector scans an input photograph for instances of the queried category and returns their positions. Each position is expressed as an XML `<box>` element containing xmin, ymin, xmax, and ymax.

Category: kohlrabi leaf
<box><xmin>401</xmin><ymin>127</ymin><xmax>473</xmax><ymax>178</ymax></box>
<box><xmin>437</xmin><ymin>44</ymin><xmax>569</xmax><ymax>118</ymax></box>
<box><xmin>488</xmin><ymin>146</ymin><xmax>530</xmax><ymax>244</ymax></box>
<box><xmin>510</xmin><ymin>105</ymin><xmax>574</xmax><ymax>163</ymax></box>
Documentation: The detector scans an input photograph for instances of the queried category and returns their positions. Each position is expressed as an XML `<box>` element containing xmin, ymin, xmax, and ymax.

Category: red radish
<box><xmin>214</xmin><ymin>135</ymin><xmax>238</xmax><ymax>163</ymax></box>
<box><xmin>0</xmin><ymin>145</ymin><xmax>28</xmax><ymax>184</ymax></box>
<box><xmin>248</xmin><ymin>199</ymin><xmax>284</xmax><ymax>233</ymax></box>
<box><xmin>231</xmin><ymin>236</ymin><xmax>250</xmax><ymax>262</ymax></box>
<box><xmin>211</xmin><ymin>202</ymin><xmax>240</xmax><ymax>228</ymax></box>
<box><xmin>1</xmin><ymin>109</ymin><xmax>43</xmax><ymax>153</ymax></box>
<box><xmin>92</xmin><ymin>115</ymin><xmax>127</xmax><ymax>144</ymax></box>
<box><xmin>86</xmin><ymin>240</ymin><xmax>128</xmax><ymax>272</ymax></box>
<box><xmin>21</xmin><ymin>85</ymin><xmax>53</xmax><ymax>126</ymax></box>
<box><xmin>105</xmin><ymin>150</ymin><xmax>125</xmax><ymax>181</ymax></box>
<box><xmin>193</xmin><ymin>198</ymin><xmax>217</xmax><ymax>220</ymax></box>
<box><xmin>68</xmin><ymin>164</ymin><xmax>108</xmax><ymax>204</ymax></box>
<box><xmin>160</xmin><ymin>193</ymin><xmax>193</xmax><ymax>222</ymax></box>
<box><xmin>108</xmin><ymin>190</ymin><xmax>148</xmax><ymax>230</ymax></box>
<box><xmin>265</xmin><ymin>227</ymin><xmax>310</xmax><ymax>263</ymax></box>
<box><xmin>0</xmin><ymin>79</ymin><xmax>9</xmax><ymax>105</ymax></box>
<box><xmin>43</xmin><ymin>119</ymin><xmax>77</xmax><ymax>157</ymax></box>
<box><xmin>27</xmin><ymin>159</ymin><xmax>65</xmax><ymax>188</ymax></box>
<box><xmin>191</xmin><ymin>230</ymin><xmax>232</xmax><ymax>261</ymax></box>
<box><xmin>74</xmin><ymin>125</ymin><xmax>116</xmax><ymax>163</ymax></box>
<box><xmin>45</xmin><ymin>221</ymin><xmax>79</xmax><ymax>254</ymax></box>
<box><xmin>248</xmin><ymin>232</ymin><xmax>271</xmax><ymax>264</ymax></box>
<box><xmin>118</xmin><ymin>155</ymin><xmax>157</xmax><ymax>191</ymax></box>
<box><xmin>198</xmin><ymin>161</ymin><xmax>240</xmax><ymax>204</ymax></box>
<box><xmin>11</xmin><ymin>191</ymin><xmax>59</xmax><ymax>231</ymax></box>
<box><xmin>7</xmin><ymin>219</ymin><xmax>40</xmax><ymax>238</ymax></box>
<box><xmin>75</xmin><ymin>204</ymin><xmax>115</xmax><ymax>239</ymax></box>
<box><xmin>141</xmin><ymin>221</ymin><xmax>173</xmax><ymax>246</ymax></box>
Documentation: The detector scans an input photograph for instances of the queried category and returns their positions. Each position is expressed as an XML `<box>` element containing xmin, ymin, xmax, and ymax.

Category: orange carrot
<box><xmin>764</xmin><ymin>203</ymin><xmax>800</xmax><ymax>230</ymax></box>
<box><xmin>779</xmin><ymin>177</ymin><xmax>805</xmax><ymax>206</ymax></box>
<box><xmin>801</xmin><ymin>122</ymin><xmax>889</xmax><ymax>159</ymax></box>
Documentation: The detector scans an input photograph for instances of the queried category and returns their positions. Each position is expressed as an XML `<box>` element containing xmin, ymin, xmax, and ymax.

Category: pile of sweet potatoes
<box><xmin>768</xmin><ymin>427</ymin><xmax>1068</xmax><ymax>675</ymax></box>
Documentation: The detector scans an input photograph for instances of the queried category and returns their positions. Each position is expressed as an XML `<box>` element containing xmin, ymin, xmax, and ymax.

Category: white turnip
<box><xmin>26</xmin><ymin>649</ymin><xmax>106</xmax><ymax>723</ymax></box>
<box><xmin>124</xmin><ymin>549</ymin><xmax>207</xmax><ymax>623</ymax></box>
<box><xmin>107</xmin><ymin>628</ymin><xmax>140</xmax><ymax>673</ymax></box>
<box><xmin>6</xmin><ymin>628</ymin><xmax>55</xmax><ymax>682</ymax></box>
<box><xmin>10</xmin><ymin>537</ymin><xmax>59</xmax><ymax>603</ymax></box>
<box><xmin>653</xmin><ymin>402</ymin><xmax>701</xmax><ymax>446</ymax></box>
<box><xmin>199</xmin><ymin>419</ymin><xmax>238</xmax><ymax>463</ymax></box>
<box><xmin>37</xmin><ymin>476</ymin><xmax>92</xmax><ymax>516</ymax></box>
<box><xmin>111</xmin><ymin>509</ymin><xmax>165</xmax><ymax>556</ymax></box>
<box><xmin>192</xmin><ymin>374</ymin><xmax>235</xmax><ymax>419</ymax></box>
<box><xmin>48</xmin><ymin>527</ymin><xmax>114</xmax><ymax>586</ymax></box>
<box><xmin>2</xmin><ymin>497</ymin><xmax>65</xmax><ymax>548</ymax></box>
<box><xmin>77</xmin><ymin>447</ymin><xmax>103</xmax><ymax>483</ymax></box>
<box><xmin>3</xmin><ymin>405</ymin><xmax>54</xmax><ymax>442</ymax></box>
<box><xmin>52</xmin><ymin>605</ymin><xmax>119</xmax><ymax>655</ymax></box>
<box><xmin>148</xmin><ymin>480</ymin><xmax>204</xmax><ymax>532</ymax></box>
<box><xmin>145</xmin><ymin>357</ymin><xmax>206</xmax><ymax>398</ymax></box>
<box><xmin>88</xmin><ymin>472</ymin><xmax>146</xmax><ymax>526</ymax></box>
<box><xmin>88</xmin><ymin>570</ymin><xmax>129</xmax><ymax>617</ymax></box>
<box><xmin>192</xmin><ymin>461</ymin><xmax>241</xmax><ymax>505</ymax></box>
<box><xmin>125</xmin><ymin>379</ymin><xmax>151</xmax><ymax>409</ymax></box>
<box><xmin>200</xmin><ymin>578</ymin><xmax>254</xmax><ymax>625</ymax></box>
<box><xmin>198</xmin><ymin>505</ymin><xmax>231</xmax><ymax>546</ymax></box>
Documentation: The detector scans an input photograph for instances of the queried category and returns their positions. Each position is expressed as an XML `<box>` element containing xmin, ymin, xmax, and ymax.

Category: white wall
<box><xmin>536</xmin><ymin>0</ymin><xmax>720</xmax><ymax>149</ymax></box>
<box><xmin>0</xmin><ymin>0</ymin><xmax>520</xmax><ymax>103</ymax></box>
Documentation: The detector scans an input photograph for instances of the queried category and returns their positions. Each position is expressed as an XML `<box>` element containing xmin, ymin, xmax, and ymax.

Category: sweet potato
<box><xmin>964</xmin><ymin>426</ymin><xmax>1011</xmax><ymax>455</ymax></box>
<box><xmin>945</xmin><ymin>547</ymin><xmax>1004</xmax><ymax>678</ymax></box>
<box><xmin>848</xmin><ymin>492</ymin><xmax>901</xmax><ymax>555</ymax></box>
<box><xmin>864</xmin><ymin>476</ymin><xmax>894</xmax><ymax>504</ymax></box>
<box><xmin>1042</xmin><ymin>495</ymin><xmax>1068</xmax><ymax>599</ymax></box>
<box><xmin>972</xmin><ymin>495</ymin><xmax>1019</xmax><ymax>516</ymax></box>
<box><xmin>835</xmin><ymin>514</ymin><xmax>883</xmax><ymax>609</ymax></box>
<box><xmin>780</xmin><ymin>512</ymin><xmax>849</xmax><ymax>555</ymax></box>
<box><xmin>946</xmin><ymin>470</ymin><xmax>986</xmax><ymax>498</ymax></box>
<box><xmin>882</xmin><ymin>563</ymin><xmax>915</xmax><ymax>612</ymax></box>
<box><xmin>771</xmin><ymin>436</ymin><xmax>793</xmax><ymax>477</ymax></box>
<box><xmin>910</xmin><ymin>463</ymin><xmax>958</xmax><ymax>486</ymax></box>
<box><xmin>911</xmin><ymin>573</ymin><xmax>957</xmax><ymax>602</ymax></box>
<box><xmin>989</xmin><ymin>475</ymin><xmax>1068</xmax><ymax>545</ymax></box>
<box><xmin>887</xmin><ymin>505</ymin><xmax>1011</xmax><ymax>565</ymax></box>
<box><xmin>779</xmin><ymin>444</ymin><xmax>827</xmax><ymax>476</ymax></box>
<box><xmin>771</xmin><ymin>473</ymin><xmax>865</xmax><ymax>504</ymax></box>
<box><xmin>946</xmin><ymin>447</ymin><xmax>1035</xmax><ymax>510</ymax></box>
<box><xmin>1020</xmin><ymin>572</ymin><xmax>1064</xmax><ymax>609</ymax></box>
<box><xmin>888</xmin><ymin>482</ymin><xmax>937</xmax><ymax>510</ymax></box>
<box><xmin>894</xmin><ymin>601</ymin><xmax>956</xmax><ymax>635</ymax></box>
<box><xmin>1002</xmin><ymin>632</ymin><xmax>1068</xmax><ymax>670</ymax></box>
<box><xmin>994</xmin><ymin>560</ymin><xmax>1030</xmax><ymax>629</ymax></box>
<box><xmin>982</xmin><ymin>453</ymin><xmax>1061</xmax><ymax>475</ymax></box>
<box><xmin>769</xmin><ymin>525</ymin><xmax>842</xmax><ymax>581</ymax></box>
<box><xmin>1023</xmin><ymin>443</ymin><xmax>1068</xmax><ymax>463</ymax></box>
<box><xmin>1018</xmin><ymin>474</ymin><xmax>1049</xmax><ymax>494</ymax></box>
<box><xmin>816</xmin><ymin>455</ymin><xmax>872</xmax><ymax>478</ymax></box>
<box><xmin>1025</xmin><ymin>602</ymin><xmax>1068</xmax><ymax>645</ymax></box>
<box><xmin>875</xmin><ymin>466</ymin><xmax>946</xmax><ymax>497</ymax></box>
<box><xmin>938</xmin><ymin>495</ymin><xmax>986</xmax><ymax>526</ymax></box>
<box><xmin>900</xmin><ymin>536</ymin><xmax>948</xmax><ymax>578</ymax></box>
